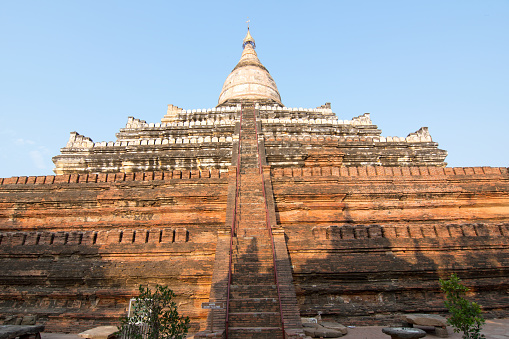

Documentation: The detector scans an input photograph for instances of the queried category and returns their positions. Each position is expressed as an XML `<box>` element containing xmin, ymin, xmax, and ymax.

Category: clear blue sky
<box><xmin>1</xmin><ymin>0</ymin><xmax>508</xmax><ymax>177</ymax></box>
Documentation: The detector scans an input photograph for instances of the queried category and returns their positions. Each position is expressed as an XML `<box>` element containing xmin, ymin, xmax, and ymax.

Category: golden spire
<box><xmin>243</xmin><ymin>19</ymin><xmax>255</xmax><ymax>48</ymax></box>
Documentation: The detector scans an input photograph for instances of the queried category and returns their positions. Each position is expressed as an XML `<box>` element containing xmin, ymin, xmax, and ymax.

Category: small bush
<box><xmin>117</xmin><ymin>285</ymin><xmax>190</xmax><ymax>339</ymax></box>
<box><xmin>439</xmin><ymin>274</ymin><xmax>486</xmax><ymax>339</ymax></box>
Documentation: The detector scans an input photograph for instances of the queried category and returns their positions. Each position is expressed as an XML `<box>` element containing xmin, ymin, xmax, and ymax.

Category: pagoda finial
<box><xmin>217</xmin><ymin>20</ymin><xmax>282</xmax><ymax>107</ymax></box>
<box><xmin>243</xmin><ymin>19</ymin><xmax>255</xmax><ymax>49</ymax></box>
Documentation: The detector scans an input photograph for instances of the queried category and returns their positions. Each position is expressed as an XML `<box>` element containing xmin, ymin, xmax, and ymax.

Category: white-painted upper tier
<box><xmin>217</xmin><ymin>29</ymin><xmax>283</xmax><ymax>107</ymax></box>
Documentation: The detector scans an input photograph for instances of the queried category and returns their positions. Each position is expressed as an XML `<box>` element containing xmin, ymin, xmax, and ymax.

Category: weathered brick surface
<box><xmin>0</xmin><ymin>174</ymin><xmax>228</xmax><ymax>333</ymax></box>
<box><xmin>1</xmin><ymin>165</ymin><xmax>508</xmax><ymax>333</ymax></box>
<box><xmin>197</xmin><ymin>105</ymin><xmax>307</xmax><ymax>338</ymax></box>
<box><xmin>224</xmin><ymin>105</ymin><xmax>286</xmax><ymax>338</ymax></box>
<box><xmin>1</xmin><ymin>102</ymin><xmax>509</xmax><ymax>336</ymax></box>
<box><xmin>271</xmin><ymin>167</ymin><xmax>509</xmax><ymax>324</ymax></box>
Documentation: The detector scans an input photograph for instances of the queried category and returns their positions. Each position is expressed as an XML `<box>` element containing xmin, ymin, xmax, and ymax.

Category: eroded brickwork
<box><xmin>2</xmin><ymin>109</ymin><xmax>509</xmax><ymax>336</ymax></box>
<box><xmin>2</xmin><ymin>164</ymin><xmax>507</xmax><ymax>334</ymax></box>
<box><xmin>0</xmin><ymin>171</ymin><xmax>228</xmax><ymax>333</ymax></box>
<box><xmin>271</xmin><ymin>166</ymin><xmax>509</xmax><ymax>324</ymax></box>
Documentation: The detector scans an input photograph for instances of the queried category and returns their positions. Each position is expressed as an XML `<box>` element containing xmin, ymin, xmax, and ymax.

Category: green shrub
<box><xmin>117</xmin><ymin>285</ymin><xmax>190</xmax><ymax>339</ymax></box>
<box><xmin>439</xmin><ymin>273</ymin><xmax>486</xmax><ymax>339</ymax></box>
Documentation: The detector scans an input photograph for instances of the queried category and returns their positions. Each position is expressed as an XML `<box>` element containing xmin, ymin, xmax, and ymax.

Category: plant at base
<box><xmin>117</xmin><ymin>284</ymin><xmax>190</xmax><ymax>339</ymax></box>
<box><xmin>439</xmin><ymin>273</ymin><xmax>486</xmax><ymax>339</ymax></box>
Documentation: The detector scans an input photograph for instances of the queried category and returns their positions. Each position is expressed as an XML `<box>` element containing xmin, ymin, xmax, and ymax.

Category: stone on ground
<box><xmin>382</xmin><ymin>327</ymin><xmax>426</xmax><ymax>339</ymax></box>
<box><xmin>78</xmin><ymin>326</ymin><xmax>118</xmax><ymax>339</ymax></box>
<box><xmin>302</xmin><ymin>321</ymin><xmax>348</xmax><ymax>338</ymax></box>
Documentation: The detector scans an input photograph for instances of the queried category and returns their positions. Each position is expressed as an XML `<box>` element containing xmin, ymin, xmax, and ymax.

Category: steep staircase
<box><xmin>226</xmin><ymin>105</ymin><xmax>284</xmax><ymax>338</ymax></box>
<box><xmin>196</xmin><ymin>104</ymin><xmax>306</xmax><ymax>339</ymax></box>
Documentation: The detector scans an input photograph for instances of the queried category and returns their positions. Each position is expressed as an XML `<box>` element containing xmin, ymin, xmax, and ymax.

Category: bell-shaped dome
<box><xmin>218</xmin><ymin>29</ymin><xmax>283</xmax><ymax>107</ymax></box>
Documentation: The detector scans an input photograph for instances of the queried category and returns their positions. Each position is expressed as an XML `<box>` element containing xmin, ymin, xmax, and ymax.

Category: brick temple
<box><xmin>0</xmin><ymin>29</ymin><xmax>508</xmax><ymax>338</ymax></box>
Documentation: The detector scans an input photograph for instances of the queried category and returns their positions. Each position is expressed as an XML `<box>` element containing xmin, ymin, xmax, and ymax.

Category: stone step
<box><xmin>232</xmin><ymin>247</ymin><xmax>273</xmax><ymax>255</ymax></box>
<box><xmin>239</xmin><ymin>167</ymin><xmax>260</xmax><ymax>173</ymax></box>
<box><xmin>238</xmin><ymin>189</ymin><xmax>263</xmax><ymax>194</ymax></box>
<box><xmin>235</xmin><ymin>224</ymin><xmax>268</xmax><ymax>230</ymax></box>
<box><xmin>231</xmin><ymin>273</ymin><xmax>275</xmax><ymax>285</ymax></box>
<box><xmin>239</xmin><ymin>193</ymin><xmax>263</xmax><ymax>199</ymax></box>
<box><xmin>229</xmin><ymin>297</ymin><xmax>279</xmax><ymax>312</ymax></box>
<box><xmin>238</xmin><ymin>172</ymin><xmax>261</xmax><ymax>176</ymax></box>
<box><xmin>238</xmin><ymin>204</ymin><xmax>265</xmax><ymax>209</ymax></box>
<box><xmin>232</xmin><ymin>250</ymin><xmax>272</xmax><ymax>257</ymax></box>
<box><xmin>237</xmin><ymin>185</ymin><xmax>263</xmax><ymax>191</ymax></box>
<box><xmin>230</xmin><ymin>284</ymin><xmax>278</xmax><ymax>298</ymax></box>
<box><xmin>235</xmin><ymin>225</ymin><xmax>270</xmax><ymax>230</ymax></box>
<box><xmin>241</xmin><ymin>145</ymin><xmax>258</xmax><ymax>150</ymax></box>
<box><xmin>237</xmin><ymin>221</ymin><xmax>268</xmax><ymax>228</ymax></box>
<box><xmin>233</xmin><ymin>250</ymin><xmax>273</xmax><ymax>258</ymax></box>
<box><xmin>237</xmin><ymin>230</ymin><xmax>269</xmax><ymax>237</ymax></box>
<box><xmin>232</xmin><ymin>249</ymin><xmax>273</xmax><ymax>257</ymax></box>
<box><xmin>232</xmin><ymin>258</ymin><xmax>274</xmax><ymax>266</ymax></box>
<box><xmin>233</xmin><ymin>236</ymin><xmax>272</xmax><ymax>244</ymax></box>
<box><xmin>240</xmin><ymin>165</ymin><xmax>259</xmax><ymax>170</ymax></box>
<box><xmin>232</xmin><ymin>265</ymin><xmax>275</xmax><ymax>275</ymax></box>
<box><xmin>240</xmin><ymin>161</ymin><xmax>258</xmax><ymax>166</ymax></box>
<box><xmin>239</xmin><ymin>173</ymin><xmax>261</xmax><ymax>178</ymax></box>
<box><xmin>235</xmin><ymin>225</ymin><xmax>268</xmax><ymax>230</ymax></box>
<box><xmin>236</xmin><ymin>209</ymin><xmax>265</xmax><ymax>215</ymax></box>
<box><xmin>227</xmin><ymin>327</ymin><xmax>284</xmax><ymax>339</ymax></box>
<box><xmin>232</xmin><ymin>254</ymin><xmax>273</xmax><ymax>267</ymax></box>
<box><xmin>235</xmin><ymin>233</ymin><xmax>271</xmax><ymax>238</ymax></box>
<box><xmin>238</xmin><ymin>201</ymin><xmax>265</xmax><ymax>207</ymax></box>
<box><xmin>232</xmin><ymin>249</ymin><xmax>274</xmax><ymax>257</ymax></box>
<box><xmin>238</xmin><ymin>192</ymin><xmax>264</xmax><ymax>199</ymax></box>
<box><xmin>237</xmin><ymin>202</ymin><xmax>265</xmax><ymax>209</ymax></box>
<box><xmin>228</xmin><ymin>312</ymin><xmax>281</xmax><ymax>328</ymax></box>
<box><xmin>233</xmin><ymin>239</ymin><xmax>273</xmax><ymax>247</ymax></box>
<box><xmin>237</xmin><ymin>209</ymin><xmax>266</xmax><ymax>216</ymax></box>
<box><xmin>235</xmin><ymin>230</ymin><xmax>272</xmax><ymax>237</ymax></box>
<box><xmin>234</xmin><ymin>223</ymin><xmax>269</xmax><ymax>229</ymax></box>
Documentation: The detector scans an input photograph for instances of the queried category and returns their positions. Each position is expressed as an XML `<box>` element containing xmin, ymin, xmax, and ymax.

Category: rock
<box><xmin>2</xmin><ymin>316</ymin><xmax>19</xmax><ymax>325</ymax></box>
<box><xmin>320</xmin><ymin>322</ymin><xmax>348</xmax><ymax>335</ymax></box>
<box><xmin>401</xmin><ymin>313</ymin><xmax>448</xmax><ymax>327</ymax></box>
<box><xmin>21</xmin><ymin>315</ymin><xmax>38</xmax><ymax>325</ymax></box>
<box><xmin>0</xmin><ymin>325</ymin><xmax>45</xmax><ymax>339</ymax></box>
<box><xmin>382</xmin><ymin>327</ymin><xmax>426</xmax><ymax>339</ymax></box>
<box><xmin>79</xmin><ymin>326</ymin><xmax>118</xmax><ymax>339</ymax></box>
<box><xmin>303</xmin><ymin>323</ymin><xmax>347</xmax><ymax>338</ymax></box>
<box><xmin>302</xmin><ymin>323</ymin><xmax>319</xmax><ymax>328</ymax></box>
<box><xmin>301</xmin><ymin>317</ymin><xmax>318</xmax><ymax>324</ymax></box>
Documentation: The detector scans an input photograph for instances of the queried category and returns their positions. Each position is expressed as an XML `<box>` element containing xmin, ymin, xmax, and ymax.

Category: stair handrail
<box><xmin>225</xmin><ymin>105</ymin><xmax>243</xmax><ymax>339</ymax></box>
<box><xmin>253</xmin><ymin>105</ymin><xmax>287</xmax><ymax>339</ymax></box>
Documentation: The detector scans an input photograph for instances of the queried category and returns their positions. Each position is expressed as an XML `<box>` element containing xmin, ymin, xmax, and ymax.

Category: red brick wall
<box><xmin>0</xmin><ymin>170</ymin><xmax>228</xmax><ymax>332</ymax></box>
<box><xmin>0</xmin><ymin>166</ymin><xmax>508</xmax><ymax>330</ymax></box>
<box><xmin>271</xmin><ymin>166</ymin><xmax>509</xmax><ymax>324</ymax></box>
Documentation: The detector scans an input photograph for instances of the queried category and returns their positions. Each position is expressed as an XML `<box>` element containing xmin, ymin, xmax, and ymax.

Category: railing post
<box><xmin>252</xmin><ymin>104</ymin><xmax>286</xmax><ymax>339</ymax></box>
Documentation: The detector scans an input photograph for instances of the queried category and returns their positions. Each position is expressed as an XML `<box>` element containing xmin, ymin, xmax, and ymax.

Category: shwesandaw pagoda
<box><xmin>0</xmin><ymin>29</ymin><xmax>508</xmax><ymax>339</ymax></box>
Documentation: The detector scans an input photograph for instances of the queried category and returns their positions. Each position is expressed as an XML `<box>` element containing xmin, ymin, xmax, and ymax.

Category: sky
<box><xmin>0</xmin><ymin>0</ymin><xmax>508</xmax><ymax>178</ymax></box>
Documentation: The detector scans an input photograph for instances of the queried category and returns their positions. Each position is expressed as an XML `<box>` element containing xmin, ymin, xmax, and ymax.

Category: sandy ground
<box><xmin>341</xmin><ymin>318</ymin><xmax>509</xmax><ymax>338</ymax></box>
<box><xmin>41</xmin><ymin>318</ymin><xmax>509</xmax><ymax>339</ymax></box>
